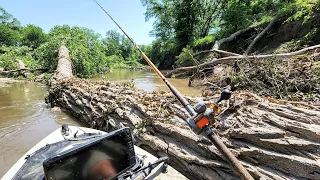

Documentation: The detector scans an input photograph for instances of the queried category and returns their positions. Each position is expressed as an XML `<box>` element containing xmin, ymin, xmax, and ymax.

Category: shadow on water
<box><xmin>0</xmin><ymin>81</ymin><xmax>83</xmax><ymax>177</ymax></box>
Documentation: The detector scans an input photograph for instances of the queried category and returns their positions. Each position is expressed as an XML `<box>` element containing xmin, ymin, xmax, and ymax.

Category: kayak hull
<box><xmin>2</xmin><ymin>126</ymin><xmax>187</xmax><ymax>180</ymax></box>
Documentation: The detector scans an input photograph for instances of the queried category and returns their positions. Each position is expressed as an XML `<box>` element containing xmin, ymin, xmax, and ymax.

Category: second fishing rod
<box><xmin>93</xmin><ymin>0</ymin><xmax>253</xmax><ymax>179</ymax></box>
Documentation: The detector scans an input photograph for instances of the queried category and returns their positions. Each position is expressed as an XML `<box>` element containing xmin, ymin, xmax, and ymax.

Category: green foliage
<box><xmin>35</xmin><ymin>25</ymin><xmax>109</xmax><ymax>77</ymax></box>
<box><xmin>193</xmin><ymin>34</ymin><xmax>216</xmax><ymax>47</ymax></box>
<box><xmin>103</xmin><ymin>30</ymin><xmax>122</xmax><ymax>55</ymax></box>
<box><xmin>219</xmin><ymin>0</ymin><xmax>252</xmax><ymax>35</ymax></box>
<box><xmin>0</xmin><ymin>46</ymin><xmax>37</xmax><ymax>70</ymax></box>
<box><xmin>0</xmin><ymin>7</ymin><xmax>142</xmax><ymax>78</ymax></box>
<box><xmin>0</xmin><ymin>8</ymin><xmax>21</xmax><ymax>46</ymax></box>
<box><xmin>252</xmin><ymin>15</ymin><xmax>273</xmax><ymax>26</ymax></box>
<box><xmin>142</xmin><ymin>0</ymin><xmax>319</xmax><ymax>68</ymax></box>
<box><xmin>284</xmin><ymin>0</ymin><xmax>319</xmax><ymax>23</ymax></box>
<box><xmin>21</xmin><ymin>24</ymin><xmax>48</xmax><ymax>49</ymax></box>
<box><xmin>174</xmin><ymin>0</ymin><xmax>199</xmax><ymax>51</ymax></box>
<box><xmin>0</xmin><ymin>7</ymin><xmax>21</xmax><ymax>29</ymax></box>
<box><xmin>176</xmin><ymin>46</ymin><xmax>195</xmax><ymax>67</ymax></box>
<box><xmin>284</xmin><ymin>27</ymin><xmax>320</xmax><ymax>51</ymax></box>
<box><xmin>218</xmin><ymin>0</ymin><xmax>290</xmax><ymax>36</ymax></box>
<box><xmin>176</xmin><ymin>45</ymin><xmax>212</xmax><ymax>67</ymax></box>
<box><xmin>34</xmin><ymin>26</ymin><xmax>141</xmax><ymax>77</ymax></box>
<box><xmin>149</xmin><ymin>39</ymin><xmax>177</xmax><ymax>67</ymax></box>
<box><xmin>141</xmin><ymin>0</ymin><xmax>176</xmax><ymax>42</ymax></box>
<box><xmin>139</xmin><ymin>44</ymin><xmax>152</xmax><ymax>65</ymax></box>
<box><xmin>0</xmin><ymin>24</ymin><xmax>20</xmax><ymax>46</ymax></box>
<box><xmin>103</xmin><ymin>30</ymin><xmax>142</xmax><ymax>67</ymax></box>
<box><xmin>141</xmin><ymin>0</ymin><xmax>220</xmax><ymax>68</ymax></box>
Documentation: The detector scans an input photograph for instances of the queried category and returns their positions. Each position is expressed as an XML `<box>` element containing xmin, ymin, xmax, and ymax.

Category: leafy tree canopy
<box><xmin>21</xmin><ymin>24</ymin><xmax>48</xmax><ymax>49</ymax></box>
<box><xmin>141</xmin><ymin>0</ymin><xmax>320</xmax><ymax>68</ymax></box>
<box><xmin>0</xmin><ymin>7</ymin><xmax>143</xmax><ymax>77</ymax></box>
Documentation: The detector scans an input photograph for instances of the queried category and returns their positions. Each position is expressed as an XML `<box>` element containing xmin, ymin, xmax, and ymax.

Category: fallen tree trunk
<box><xmin>48</xmin><ymin>79</ymin><xmax>320</xmax><ymax>180</ymax></box>
<box><xmin>0</xmin><ymin>59</ymin><xmax>48</xmax><ymax>77</ymax></box>
<box><xmin>0</xmin><ymin>68</ymin><xmax>48</xmax><ymax>75</ymax></box>
<box><xmin>245</xmin><ymin>16</ymin><xmax>278</xmax><ymax>55</ymax></box>
<box><xmin>16</xmin><ymin>59</ymin><xmax>25</xmax><ymax>69</ymax></box>
<box><xmin>165</xmin><ymin>44</ymin><xmax>320</xmax><ymax>77</ymax></box>
<box><xmin>213</xmin><ymin>26</ymin><xmax>254</xmax><ymax>50</ymax></box>
<box><xmin>193</xmin><ymin>49</ymin><xmax>240</xmax><ymax>58</ymax></box>
<box><xmin>48</xmin><ymin>45</ymin><xmax>320</xmax><ymax>179</ymax></box>
<box><xmin>50</xmin><ymin>45</ymin><xmax>73</xmax><ymax>85</ymax></box>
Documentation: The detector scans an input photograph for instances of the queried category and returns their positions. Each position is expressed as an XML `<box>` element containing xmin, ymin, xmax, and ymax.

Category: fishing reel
<box><xmin>188</xmin><ymin>89</ymin><xmax>232</xmax><ymax>134</ymax></box>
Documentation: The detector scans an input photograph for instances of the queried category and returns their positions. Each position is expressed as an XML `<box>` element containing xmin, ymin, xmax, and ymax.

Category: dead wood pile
<box><xmin>166</xmin><ymin>45</ymin><xmax>320</xmax><ymax>78</ymax></box>
<box><xmin>48</xmin><ymin>79</ymin><xmax>320</xmax><ymax>180</ymax></box>
<box><xmin>170</xmin><ymin>45</ymin><xmax>320</xmax><ymax>102</ymax></box>
<box><xmin>198</xmin><ymin>50</ymin><xmax>320</xmax><ymax>102</ymax></box>
<box><xmin>46</xmin><ymin>44</ymin><xmax>320</xmax><ymax>180</ymax></box>
<box><xmin>0</xmin><ymin>59</ymin><xmax>47</xmax><ymax>77</ymax></box>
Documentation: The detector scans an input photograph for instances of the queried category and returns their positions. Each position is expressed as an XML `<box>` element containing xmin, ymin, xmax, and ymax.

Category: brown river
<box><xmin>0</xmin><ymin>69</ymin><xmax>200</xmax><ymax>177</ymax></box>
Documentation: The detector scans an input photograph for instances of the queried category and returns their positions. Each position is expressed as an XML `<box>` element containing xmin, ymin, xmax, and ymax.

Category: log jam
<box><xmin>48</xmin><ymin>79</ymin><xmax>320</xmax><ymax>180</ymax></box>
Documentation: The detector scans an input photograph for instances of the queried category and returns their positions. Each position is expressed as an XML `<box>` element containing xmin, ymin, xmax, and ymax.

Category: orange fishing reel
<box><xmin>188</xmin><ymin>89</ymin><xmax>232</xmax><ymax>134</ymax></box>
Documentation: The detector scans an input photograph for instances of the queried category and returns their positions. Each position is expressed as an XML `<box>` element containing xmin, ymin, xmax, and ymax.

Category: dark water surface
<box><xmin>0</xmin><ymin>69</ymin><xmax>200</xmax><ymax>176</ymax></box>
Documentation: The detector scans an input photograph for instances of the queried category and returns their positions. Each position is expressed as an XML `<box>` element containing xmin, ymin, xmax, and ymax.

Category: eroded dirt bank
<box><xmin>48</xmin><ymin>78</ymin><xmax>320</xmax><ymax>180</ymax></box>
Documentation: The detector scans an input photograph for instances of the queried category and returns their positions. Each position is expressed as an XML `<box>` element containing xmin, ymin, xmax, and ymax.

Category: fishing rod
<box><xmin>93</xmin><ymin>1</ymin><xmax>253</xmax><ymax>179</ymax></box>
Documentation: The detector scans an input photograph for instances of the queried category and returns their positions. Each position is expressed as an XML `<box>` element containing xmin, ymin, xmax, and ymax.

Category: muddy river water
<box><xmin>0</xmin><ymin>69</ymin><xmax>200</xmax><ymax>177</ymax></box>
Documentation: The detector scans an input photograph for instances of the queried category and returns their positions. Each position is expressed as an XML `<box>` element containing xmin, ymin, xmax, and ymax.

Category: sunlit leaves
<box><xmin>21</xmin><ymin>24</ymin><xmax>48</xmax><ymax>49</ymax></box>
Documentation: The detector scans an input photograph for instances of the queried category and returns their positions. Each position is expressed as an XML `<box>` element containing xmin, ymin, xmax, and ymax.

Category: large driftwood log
<box><xmin>16</xmin><ymin>59</ymin><xmax>25</xmax><ymax>69</ymax></box>
<box><xmin>193</xmin><ymin>49</ymin><xmax>240</xmax><ymax>58</ymax></box>
<box><xmin>165</xmin><ymin>44</ymin><xmax>320</xmax><ymax>78</ymax></box>
<box><xmin>244</xmin><ymin>16</ymin><xmax>278</xmax><ymax>55</ymax></box>
<box><xmin>0</xmin><ymin>59</ymin><xmax>47</xmax><ymax>76</ymax></box>
<box><xmin>213</xmin><ymin>26</ymin><xmax>254</xmax><ymax>50</ymax></box>
<box><xmin>48</xmin><ymin>45</ymin><xmax>320</xmax><ymax>179</ymax></box>
<box><xmin>50</xmin><ymin>45</ymin><xmax>73</xmax><ymax>85</ymax></box>
<box><xmin>0</xmin><ymin>68</ymin><xmax>47</xmax><ymax>75</ymax></box>
<box><xmin>48</xmin><ymin>79</ymin><xmax>320</xmax><ymax>180</ymax></box>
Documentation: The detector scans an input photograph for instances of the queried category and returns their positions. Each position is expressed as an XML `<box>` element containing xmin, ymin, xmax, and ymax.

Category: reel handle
<box><xmin>216</xmin><ymin>89</ymin><xmax>232</xmax><ymax>104</ymax></box>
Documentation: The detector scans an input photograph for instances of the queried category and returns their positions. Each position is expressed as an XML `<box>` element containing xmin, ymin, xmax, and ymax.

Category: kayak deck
<box><xmin>2</xmin><ymin>126</ymin><xmax>187</xmax><ymax>180</ymax></box>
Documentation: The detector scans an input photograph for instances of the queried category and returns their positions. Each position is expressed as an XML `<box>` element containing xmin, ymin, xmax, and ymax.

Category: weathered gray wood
<box><xmin>16</xmin><ymin>59</ymin><xmax>25</xmax><ymax>69</ymax></box>
<box><xmin>213</xmin><ymin>26</ymin><xmax>254</xmax><ymax>50</ymax></box>
<box><xmin>48</xmin><ymin>80</ymin><xmax>320</xmax><ymax>180</ymax></box>
<box><xmin>193</xmin><ymin>49</ymin><xmax>240</xmax><ymax>58</ymax></box>
<box><xmin>165</xmin><ymin>44</ymin><xmax>320</xmax><ymax>78</ymax></box>
<box><xmin>0</xmin><ymin>68</ymin><xmax>47</xmax><ymax>75</ymax></box>
<box><xmin>50</xmin><ymin>45</ymin><xmax>73</xmax><ymax>85</ymax></box>
<box><xmin>48</xmin><ymin>44</ymin><xmax>320</xmax><ymax>179</ymax></box>
<box><xmin>245</xmin><ymin>16</ymin><xmax>278</xmax><ymax>55</ymax></box>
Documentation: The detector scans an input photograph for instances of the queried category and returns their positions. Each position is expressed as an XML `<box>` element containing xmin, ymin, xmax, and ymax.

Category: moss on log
<box><xmin>48</xmin><ymin>79</ymin><xmax>320</xmax><ymax>180</ymax></box>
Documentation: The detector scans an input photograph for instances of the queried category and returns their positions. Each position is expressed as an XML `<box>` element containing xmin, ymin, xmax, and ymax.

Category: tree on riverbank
<box><xmin>0</xmin><ymin>7</ymin><xmax>143</xmax><ymax>78</ymax></box>
<box><xmin>142</xmin><ymin>0</ymin><xmax>320</xmax><ymax>69</ymax></box>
